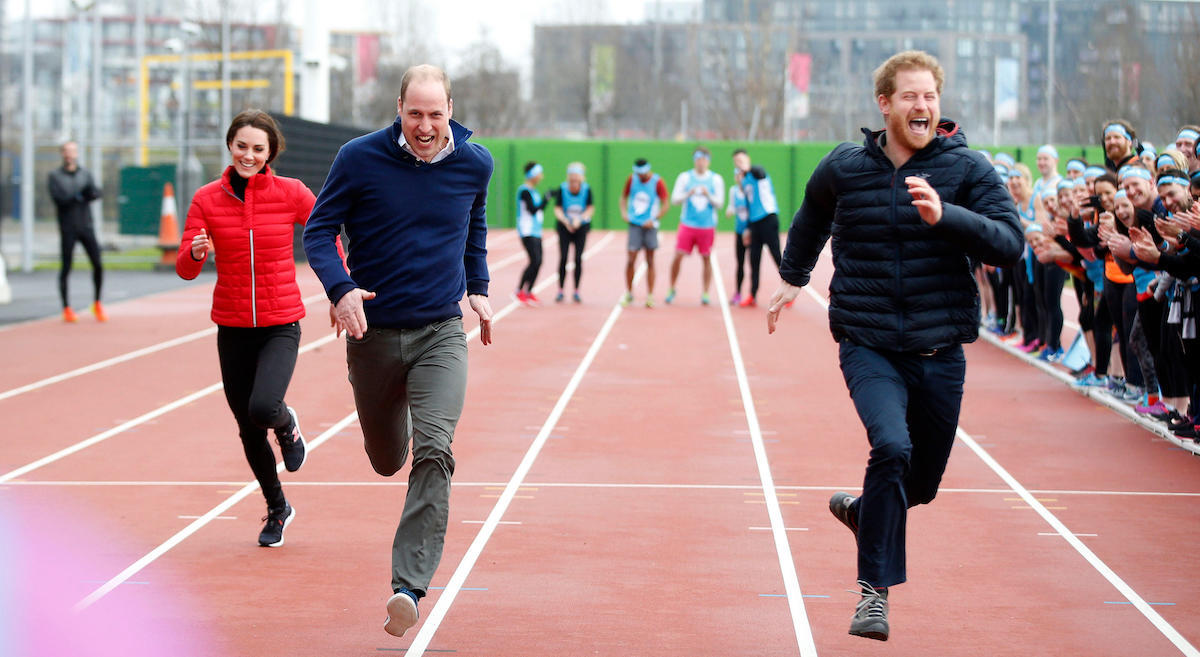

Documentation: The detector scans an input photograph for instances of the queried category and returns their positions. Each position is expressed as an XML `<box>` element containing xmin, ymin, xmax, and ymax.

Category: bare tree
<box><xmin>450</xmin><ymin>28</ymin><xmax>526</xmax><ymax>136</ymax></box>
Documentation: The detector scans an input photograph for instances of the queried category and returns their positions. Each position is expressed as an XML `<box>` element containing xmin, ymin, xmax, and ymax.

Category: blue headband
<box><xmin>566</xmin><ymin>164</ymin><xmax>585</xmax><ymax>176</ymax></box>
<box><xmin>1114</xmin><ymin>189</ymin><xmax>1128</xmax><ymax>199</ymax></box>
<box><xmin>1073</xmin><ymin>177</ymin><xmax>1088</xmax><ymax>187</ymax></box>
<box><xmin>1056</xmin><ymin>179</ymin><xmax>1075</xmax><ymax>192</ymax></box>
<box><xmin>525</xmin><ymin>164</ymin><xmax>543</xmax><ymax>180</ymax></box>
<box><xmin>1142</xmin><ymin>143</ymin><xmax>1157</xmax><ymax>158</ymax></box>
<box><xmin>1120</xmin><ymin>167</ymin><xmax>1153</xmax><ymax>182</ymax></box>
<box><xmin>994</xmin><ymin>163</ymin><xmax>1009</xmax><ymax>176</ymax></box>
<box><xmin>633</xmin><ymin>162</ymin><xmax>651</xmax><ymax>175</ymax></box>
<box><xmin>995</xmin><ymin>153</ymin><xmax>1016</xmax><ymax>167</ymax></box>
<box><xmin>1084</xmin><ymin>166</ymin><xmax>1107</xmax><ymax>180</ymax></box>
<box><xmin>1066</xmin><ymin>160</ymin><xmax>1086</xmax><ymax>173</ymax></box>
<box><xmin>1157</xmin><ymin>154</ymin><xmax>1176</xmax><ymax>170</ymax></box>
<box><xmin>1159</xmin><ymin>175</ymin><xmax>1189</xmax><ymax>187</ymax></box>
<box><xmin>1191</xmin><ymin>170</ymin><xmax>1200</xmax><ymax>182</ymax></box>
<box><xmin>693</xmin><ymin>150</ymin><xmax>709</xmax><ymax>161</ymax></box>
<box><xmin>1040</xmin><ymin>186</ymin><xmax>1057</xmax><ymax>199</ymax></box>
<box><xmin>1178</xmin><ymin>129</ymin><xmax>1200</xmax><ymax>142</ymax></box>
<box><xmin>1038</xmin><ymin>144</ymin><xmax>1059</xmax><ymax>160</ymax></box>
<box><xmin>1105</xmin><ymin>123</ymin><xmax>1132</xmax><ymax>141</ymax></box>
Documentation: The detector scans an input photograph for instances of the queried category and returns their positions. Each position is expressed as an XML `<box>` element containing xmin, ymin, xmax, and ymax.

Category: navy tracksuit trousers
<box><xmin>837</xmin><ymin>339</ymin><xmax>966</xmax><ymax>589</ymax></box>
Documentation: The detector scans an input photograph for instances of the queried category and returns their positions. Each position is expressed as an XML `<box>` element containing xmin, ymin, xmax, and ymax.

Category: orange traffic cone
<box><xmin>157</xmin><ymin>182</ymin><xmax>180</xmax><ymax>266</ymax></box>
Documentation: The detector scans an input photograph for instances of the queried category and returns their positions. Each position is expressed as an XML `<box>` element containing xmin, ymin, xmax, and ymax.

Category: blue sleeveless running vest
<box><xmin>627</xmin><ymin>174</ymin><xmax>661</xmax><ymax>227</ymax></box>
<box><xmin>516</xmin><ymin>184</ymin><xmax>543</xmax><ymax>238</ymax></box>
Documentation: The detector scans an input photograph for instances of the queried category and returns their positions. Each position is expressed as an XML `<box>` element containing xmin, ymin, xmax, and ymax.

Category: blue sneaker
<box><xmin>664</xmin><ymin>288</ymin><xmax>676</xmax><ymax>304</ymax></box>
<box><xmin>1075</xmin><ymin>372</ymin><xmax>1108</xmax><ymax>387</ymax></box>
<box><xmin>384</xmin><ymin>587</ymin><xmax>420</xmax><ymax>637</ymax></box>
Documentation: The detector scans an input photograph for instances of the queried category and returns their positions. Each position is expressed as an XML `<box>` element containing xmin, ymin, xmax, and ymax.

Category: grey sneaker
<box><xmin>849</xmin><ymin>580</ymin><xmax>889</xmax><ymax>641</ymax></box>
<box><xmin>828</xmin><ymin>492</ymin><xmax>859</xmax><ymax>537</ymax></box>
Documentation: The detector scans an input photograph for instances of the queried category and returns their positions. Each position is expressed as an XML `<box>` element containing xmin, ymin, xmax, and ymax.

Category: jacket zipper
<box><xmin>249</xmin><ymin>228</ymin><xmax>257</xmax><ymax>327</ymax></box>
<box><xmin>890</xmin><ymin>168</ymin><xmax>905</xmax><ymax>340</ymax></box>
<box><xmin>223</xmin><ymin>181</ymin><xmax>257</xmax><ymax>327</ymax></box>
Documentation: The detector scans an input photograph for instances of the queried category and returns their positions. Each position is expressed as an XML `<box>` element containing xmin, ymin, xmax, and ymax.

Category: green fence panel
<box><xmin>474</xmin><ymin>138</ymin><xmax>1099</xmax><ymax>233</ymax></box>
<box><xmin>118</xmin><ymin>164</ymin><xmax>176</xmax><ymax>236</ymax></box>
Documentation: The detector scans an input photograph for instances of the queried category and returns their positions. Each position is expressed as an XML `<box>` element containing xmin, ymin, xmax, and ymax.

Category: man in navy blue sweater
<box><xmin>303</xmin><ymin>64</ymin><xmax>494</xmax><ymax>638</ymax></box>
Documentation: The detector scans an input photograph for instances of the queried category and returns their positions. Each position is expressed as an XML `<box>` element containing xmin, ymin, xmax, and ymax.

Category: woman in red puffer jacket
<box><xmin>176</xmin><ymin>109</ymin><xmax>323</xmax><ymax>549</ymax></box>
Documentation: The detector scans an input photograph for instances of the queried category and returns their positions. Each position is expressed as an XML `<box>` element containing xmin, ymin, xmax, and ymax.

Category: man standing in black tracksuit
<box><xmin>47</xmin><ymin>140</ymin><xmax>106</xmax><ymax>322</ymax></box>
<box><xmin>766</xmin><ymin>51</ymin><xmax>1022</xmax><ymax>641</ymax></box>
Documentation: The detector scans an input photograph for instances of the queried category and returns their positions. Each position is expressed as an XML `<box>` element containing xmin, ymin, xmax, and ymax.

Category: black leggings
<box><xmin>556</xmin><ymin>222</ymin><xmax>590</xmax><ymax>290</ymax></box>
<box><xmin>59</xmin><ymin>224</ymin><xmax>104</xmax><ymax>308</ymax></box>
<box><xmin>1096</xmin><ymin>280</ymin><xmax>1139</xmax><ymax>384</ymax></box>
<box><xmin>519</xmin><ymin>236</ymin><xmax>542</xmax><ymax>292</ymax></box>
<box><xmin>1156</xmin><ymin>300</ymin><xmax>1190</xmax><ymax>399</ymax></box>
<box><xmin>1072</xmin><ymin>275</ymin><xmax>1095</xmax><ymax>332</ymax></box>
<box><xmin>1033</xmin><ymin>261</ymin><xmax>1067</xmax><ymax>351</ymax></box>
<box><xmin>734</xmin><ymin>230</ymin><xmax>748</xmax><ymax>295</ymax></box>
<box><xmin>1016</xmin><ymin>257</ymin><xmax>1040</xmax><ymax>346</ymax></box>
<box><xmin>217</xmin><ymin>323</ymin><xmax>300</xmax><ymax>510</ymax></box>
<box><xmin>747</xmin><ymin>213</ymin><xmax>782</xmax><ymax>298</ymax></box>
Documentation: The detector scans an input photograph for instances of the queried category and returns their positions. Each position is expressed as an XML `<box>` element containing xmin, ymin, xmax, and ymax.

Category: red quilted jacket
<box><xmin>176</xmin><ymin>166</ymin><xmax>317</xmax><ymax>328</ymax></box>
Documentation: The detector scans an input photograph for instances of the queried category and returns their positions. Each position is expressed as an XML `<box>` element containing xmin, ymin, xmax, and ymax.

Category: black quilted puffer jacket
<box><xmin>780</xmin><ymin>118</ymin><xmax>1023</xmax><ymax>352</ymax></box>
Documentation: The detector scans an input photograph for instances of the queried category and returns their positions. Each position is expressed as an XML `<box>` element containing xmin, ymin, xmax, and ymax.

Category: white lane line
<box><xmin>0</xmin><ymin>238</ymin><xmax>537</xmax><ymax>403</ymax></box>
<box><xmin>9</xmin><ymin>479</ymin><xmax>1200</xmax><ymax>499</ymax></box>
<box><xmin>801</xmin><ymin>286</ymin><xmax>1198</xmax><ymax>657</ymax></box>
<box><xmin>1039</xmin><ymin>532</ymin><xmax>1098</xmax><ymax>537</ymax></box>
<box><xmin>713</xmin><ymin>256</ymin><xmax>818</xmax><ymax>657</ymax></box>
<box><xmin>0</xmin><ymin>238</ymin><xmax>567</xmax><ymax>484</ymax></box>
<box><xmin>404</xmin><ymin>258</ymin><xmax>635</xmax><ymax>657</ymax></box>
<box><xmin>74</xmin><ymin>412</ymin><xmax>360</xmax><ymax>611</ymax></box>
<box><xmin>69</xmin><ymin>242</ymin><xmax>573</xmax><ymax>611</ymax></box>
<box><xmin>957</xmin><ymin>426</ymin><xmax>1198</xmax><ymax>656</ymax></box>
<box><xmin>0</xmin><ymin>291</ymin><xmax>322</xmax><ymax>403</ymax></box>
<box><xmin>0</xmin><ymin>330</ymin><xmax>338</xmax><ymax>484</ymax></box>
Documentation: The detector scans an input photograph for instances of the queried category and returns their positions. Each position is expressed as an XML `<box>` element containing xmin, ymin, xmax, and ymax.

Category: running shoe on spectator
<box><xmin>730</xmin><ymin>292</ymin><xmax>742</xmax><ymax>306</ymax></box>
<box><xmin>1168</xmin><ymin>413</ymin><xmax>1193</xmax><ymax>432</ymax></box>
<box><xmin>1122</xmin><ymin>384</ymin><xmax>1143</xmax><ymax>404</ymax></box>
<box><xmin>1074</xmin><ymin>372</ymin><xmax>1108</xmax><ymax>387</ymax></box>
<box><xmin>1018</xmin><ymin>339</ymin><xmax>1042</xmax><ymax>353</ymax></box>
<box><xmin>1135</xmin><ymin>399</ymin><xmax>1169</xmax><ymax>416</ymax></box>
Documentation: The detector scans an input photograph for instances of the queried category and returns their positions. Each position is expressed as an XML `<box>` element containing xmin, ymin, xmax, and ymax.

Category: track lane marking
<box><xmin>70</xmin><ymin>232</ymin><xmax>612</xmax><ymax>613</ymax></box>
<box><xmin>0</xmin><ymin>238</ymin><xmax>534</xmax><ymax>403</ymax></box>
<box><xmin>403</xmin><ymin>244</ymin><xmax>631</xmax><ymax>657</ymax></box>
<box><xmin>801</xmin><ymin>285</ymin><xmax>1199</xmax><ymax>657</ymax></box>
<box><xmin>713</xmin><ymin>256</ymin><xmax>818</xmax><ymax>657</ymax></box>
<box><xmin>0</xmin><ymin>239</ymin><xmax>565</xmax><ymax>484</ymax></box>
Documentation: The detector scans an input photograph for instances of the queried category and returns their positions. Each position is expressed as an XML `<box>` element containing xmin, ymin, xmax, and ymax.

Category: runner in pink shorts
<box><xmin>665</xmin><ymin>146</ymin><xmax>724</xmax><ymax>305</ymax></box>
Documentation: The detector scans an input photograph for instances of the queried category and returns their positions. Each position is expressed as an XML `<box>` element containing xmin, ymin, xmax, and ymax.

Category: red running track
<box><xmin>1</xmin><ymin>228</ymin><xmax>1197</xmax><ymax>656</ymax></box>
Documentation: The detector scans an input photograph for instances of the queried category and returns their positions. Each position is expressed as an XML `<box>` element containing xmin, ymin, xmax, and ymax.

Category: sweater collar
<box><xmin>389</xmin><ymin>118</ymin><xmax>473</xmax><ymax>165</ymax></box>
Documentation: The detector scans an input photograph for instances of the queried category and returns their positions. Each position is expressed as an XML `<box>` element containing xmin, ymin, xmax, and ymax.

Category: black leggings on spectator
<box><xmin>556</xmin><ymin>223</ymin><xmax>589</xmax><ymax>290</ymax></box>
<box><xmin>1096</xmin><ymin>280</ymin><xmax>1141</xmax><ymax>385</ymax></box>
<box><xmin>59</xmin><ymin>224</ymin><xmax>104</xmax><ymax>308</ymax></box>
<box><xmin>747</xmin><ymin>213</ymin><xmax>782</xmax><ymax>299</ymax></box>
<box><xmin>988</xmin><ymin>266</ymin><xmax>1015</xmax><ymax>333</ymax></box>
<box><xmin>217</xmin><ymin>323</ymin><xmax>300</xmax><ymax>510</ymax></box>
<box><xmin>1015</xmin><ymin>258</ymin><xmax>1040</xmax><ymax>346</ymax></box>
<box><xmin>1034</xmin><ymin>261</ymin><xmax>1066</xmax><ymax>351</ymax></box>
<box><xmin>1072</xmin><ymin>275</ymin><xmax>1094</xmax><ymax>332</ymax></box>
<box><xmin>519</xmin><ymin>236</ymin><xmax>542</xmax><ymax>293</ymax></box>
<box><xmin>1156</xmin><ymin>300</ymin><xmax>1191</xmax><ymax>399</ymax></box>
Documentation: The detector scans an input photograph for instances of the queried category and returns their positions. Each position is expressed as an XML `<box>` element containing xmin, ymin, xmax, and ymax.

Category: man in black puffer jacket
<box><xmin>767</xmin><ymin>51</ymin><xmax>1022</xmax><ymax>642</ymax></box>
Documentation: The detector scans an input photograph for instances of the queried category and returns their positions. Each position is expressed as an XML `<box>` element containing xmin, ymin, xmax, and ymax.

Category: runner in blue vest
<box><xmin>550</xmin><ymin>162</ymin><xmax>594</xmax><ymax>303</ymax></box>
<box><xmin>515</xmin><ymin>161</ymin><xmax>547</xmax><ymax>306</ymax></box>
<box><xmin>620</xmin><ymin>158</ymin><xmax>670</xmax><ymax>308</ymax></box>
<box><xmin>665</xmin><ymin>146</ymin><xmax>724</xmax><ymax>305</ymax></box>
<box><xmin>734</xmin><ymin>148</ymin><xmax>784</xmax><ymax>306</ymax></box>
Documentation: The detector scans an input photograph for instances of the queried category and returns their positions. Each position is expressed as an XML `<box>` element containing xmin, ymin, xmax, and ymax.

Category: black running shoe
<box><xmin>276</xmin><ymin>406</ymin><xmax>307</xmax><ymax>472</ymax></box>
<box><xmin>828</xmin><ymin>492</ymin><xmax>860</xmax><ymax>537</ymax></box>
<box><xmin>258</xmin><ymin>503</ymin><xmax>294</xmax><ymax>547</ymax></box>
